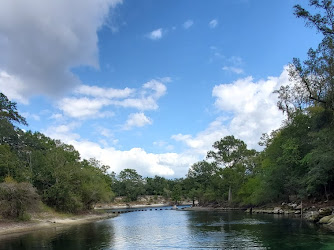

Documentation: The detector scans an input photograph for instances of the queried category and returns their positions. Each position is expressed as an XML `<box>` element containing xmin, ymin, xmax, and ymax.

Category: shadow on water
<box><xmin>0</xmin><ymin>219</ymin><xmax>115</xmax><ymax>250</ymax></box>
<box><xmin>186</xmin><ymin>210</ymin><xmax>334</xmax><ymax>249</ymax></box>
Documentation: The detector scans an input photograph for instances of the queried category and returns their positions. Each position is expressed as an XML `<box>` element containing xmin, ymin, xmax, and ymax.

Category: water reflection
<box><xmin>185</xmin><ymin>211</ymin><xmax>266</xmax><ymax>249</ymax></box>
<box><xmin>110</xmin><ymin>208</ymin><xmax>193</xmax><ymax>249</ymax></box>
<box><xmin>185</xmin><ymin>211</ymin><xmax>334</xmax><ymax>249</ymax></box>
<box><xmin>1</xmin><ymin>209</ymin><xmax>334</xmax><ymax>249</ymax></box>
<box><xmin>0</xmin><ymin>220</ymin><xmax>115</xmax><ymax>250</ymax></box>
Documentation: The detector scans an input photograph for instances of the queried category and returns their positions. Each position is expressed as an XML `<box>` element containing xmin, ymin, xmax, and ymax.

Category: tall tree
<box><xmin>294</xmin><ymin>0</ymin><xmax>334</xmax><ymax>37</ymax></box>
<box><xmin>186</xmin><ymin>161</ymin><xmax>222</xmax><ymax>205</ymax></box>
<box><xmin>276</xmin><ymin>1</ymin><xmax>334</xmax><ymax>115</ymax></box>
<box><xmin>0</xmin><ymin>93</ymin><xmax>27</xmax><ymax>126</ymax></box>
<box><xmin>117</xmin><ymin>169</ymin><xmax>145</xmax><ymax>201</ymax></box>
<box><xmin>207</xmin><ymin>136</ymin><xmax>256</xmax><ymax>203</ymax></box>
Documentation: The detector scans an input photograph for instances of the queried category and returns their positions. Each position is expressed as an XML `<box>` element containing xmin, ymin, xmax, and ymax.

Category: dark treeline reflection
<box><xmin>186</xmin><ymin>211</ymin><xmax>333</xmax><ymax>249</ymax></box>
<box><xmin>0</xmin><ymin>220</ymin><xmax>115</xmax><ymax>250</ymax></box>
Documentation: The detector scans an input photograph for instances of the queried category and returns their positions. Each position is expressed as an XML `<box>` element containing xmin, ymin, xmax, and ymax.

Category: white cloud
<box><xmin>222</xmin><ymin>66</ymin><xmax>244</xmax><ymax>74</ymax></box>
<box><xmin>44</xmin><ymin>123</ymin><xmax>197</xmax><ymax>177</ymax></box>
<box><xmin>58</xmin><ymin>79</ymin><xmax>167</xmax><ymax>119</ymax></box>
<box><xmin>96</xmin><ymin>126</ymin><xmax>114</xmax><ymax>138</ymax></box>
<box><xmin>43</xmin><ymin>122</ymin><xmax>81</xmax><ymax>142</ymax></box>
<box><xmin>143</xmin><ymin>79</ymin><xmax>167</xmax><ymax>99</ymax></box>
<box><xmin>153</xmin><ymin>140</ymin><xmax>174</xmax><ymax>151</ymax></box>
<box><xmin>58</xmin><ymin>97</ymin><xmax>114</xmax><ymax>119</ymax></box>
<box><xmin>212</xmin><ymin>70</ymin><xmax>288</xmax><ymax>147</ymax></box>
<box><xmin>173</xmin><ymin>67</ymin><xmax>289</xmax><ymax>151</ymax></box>
<box><xmin>70</xmin><ymin>143</ymin><xmax>196</xmax><ymax>177</ymax></box>
<box><xmin>110</xmin><ymin>80</ymin><xmax>167</xmax><ymax>110</ymax></box>
<box><xmin>172</xmin><ymin>117</ymin><xmax>230</xmax><ymax>155</ymax></box>
<box><xmin>111</xmin><ymin>97</ymin><xmax>159</xmax><ymax>110</ymax></box>
<box><xmin>124</xmin><ymin>112</ymin><xmax>152</xmax><ymax>130</ymax></box>
<box><xmin>209</xmin><ymin>19</ymin><xmax>218</xmax><ymax>29</ymax></box>
<box><xmin>0</xmin><ymin>0</ymin><xmax>122</xmax><ymax>98</ymax></box>
<box><xmin>148</xmin><ymin>28</ymin><xmax>163</xmax><ymax>40</ymax></box>
<box><xmin>183</xmin><ymin>20</ymin><xmax>194</xmax><ymax>29</ymax></box>
<box><xmin>42</xmin><ymin>118</ymin><xmax>198</xmax><ymax>177</ymax></box>
<box><xmin>75</xmin><ymin>85</ymin><xmax>134</xmax><ymax>99</ymax></box>
<box><xmin>0</xmin><ymin>71</ymin><xmax>29</xmax><ymax>104</ymax></box>
<box><xmin>222</xmin><ymin>57</ymin><xmax>244</xmax><ymax>74</ymax></box>
<box><xmin>45</xmin><ymin>68</ymin><xmax>289</xmax><ymax>178</ymax></box>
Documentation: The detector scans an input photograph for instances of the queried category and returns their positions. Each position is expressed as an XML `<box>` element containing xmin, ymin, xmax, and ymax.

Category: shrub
<box><xmin>0</xmin><ymin>181</ymin><xmax>40</xmax><ymax>219</ymax></box>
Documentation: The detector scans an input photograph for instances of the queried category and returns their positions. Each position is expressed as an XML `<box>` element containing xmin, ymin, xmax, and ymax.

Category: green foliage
<box><xmin>207</xmin><ymin>135</ymin><xmax>254</xmax><ymax>166</ymax></box>
<box><xmin>185</xmin><ymin>161</ymin><xmax>222</xmax><ymax>204</ymax></box>
<box><xmin>116</xmin><ymin>169</ymin><xmax>145</xmax><ymax>201</ymax></box>
<box><xmin>0</xmin><ymin>93</ymin><xmax>27</xmax><ymax>126</ymax></box>
<box><xmin>205</xmin><ymin>136</ymin><xmax>257</xmax><ymax>204</ymax></box>
<box><xmin>34</xmin><ymin>148</ymin><xmax>114</xmax><ymax>212</ymax></box>
<box><xmin>237</xmin><ymin>176</ymin><xmax>264</xmax><ymax>205</ymax></box>
<box><xmin>145</xmin><ymin>176</ymin><xmax>171</xmax><ymax>196</ymax></box>
<box><xmin>4</xmin><ymin>3</ymin><xmax>334</xmax><ymax>212</ymax></box>
<box><xmin>303</xmin><ymin>124</ymin><xmax>334</xmax><ymax>199</ymax></box>
<box><xmin>0</xmin><ymin>94</ymin><xmax>115</xmax><ymax>214</ymax></box>
<box><xmin>79</xmin><ymin>160</ymin><xmax>114</xmax><ymax>210</ymax></box>
<box><xmin>264</xmin><ymin>0</ymin><xmax>334</xmax><ymax>203</ymax></box>
<box><xmin>276</xmin><ymin>1</ymin><xmax>334</xmax><ymax>115</ymax></box>
<box><xmin>171</xmin><ymin>184</ymin><xmax>182</xmax><ymax>203</ymax></box>
<box><xmin>294</xmin><ymin>0</ymin><xmax>334</xmax><ymax>37</ymax></box>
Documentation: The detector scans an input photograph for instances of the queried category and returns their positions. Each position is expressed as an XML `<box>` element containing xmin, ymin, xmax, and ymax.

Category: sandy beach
<box><xmin>95</xmin><ymin>203</ymin><xmax>169</xmax><ymax>210</ymax></box>
<box><xmin>0</xmin><ymin>212</ymin><xmax>116</xmax><ymax>236</ymax></box>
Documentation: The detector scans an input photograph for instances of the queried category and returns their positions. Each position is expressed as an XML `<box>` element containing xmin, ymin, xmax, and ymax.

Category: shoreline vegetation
<box><xmin>2</xmin><ymin>200</ymin><xmax>334</xmax><ymax>237</ymax></box>
<box><xmin>1</xmin><ymin>0</ymin><xmax>334</xmax><ymax>241</ymax></box>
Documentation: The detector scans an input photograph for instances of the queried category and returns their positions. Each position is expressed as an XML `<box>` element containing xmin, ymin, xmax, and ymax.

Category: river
<box><xmin>0</xmin><ymin>206</ymin><xmax>334</xmax><ymax>249</ymax></box>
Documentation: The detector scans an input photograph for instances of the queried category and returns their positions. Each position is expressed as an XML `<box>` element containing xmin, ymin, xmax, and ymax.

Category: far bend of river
<box><xmin>1</xmin><ymin>207</ymin><xmax>334</xmax><ymax>249</ymax></box>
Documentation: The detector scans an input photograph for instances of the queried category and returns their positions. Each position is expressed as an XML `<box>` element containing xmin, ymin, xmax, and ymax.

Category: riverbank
<box><xmin>95</xmin><ymin>195</ymin><xmax>192</xmax><ymax>210</ymax></box>
<box><xmin>95</xmin><ymin>203</ymin><xmax>168</xmax><ymax>210</ymax></box>
<box><xmin>0</xmin><ymin>211</ymin><xmax>116</xmax><ymax>236</ymax></box>
<box><xmin>184</xmin><ymin>200</ymin><xmax>334</xmax><ymax>230</ymax></box>
<box><xmin>0</xmin><ymin>195</ymin><xmax>192</xmax><ymax>237</ymax></box>
<box><xmin>249</xmin><ymin>202</ymin><xmax>334</xmax><ymax>230</ymax></box>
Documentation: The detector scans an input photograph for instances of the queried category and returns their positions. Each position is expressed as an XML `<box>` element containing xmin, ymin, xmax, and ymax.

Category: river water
<box><xmin>1</xmin><ymin>207</ymin><xmax>334</xmax><ymax>249</ymax></box>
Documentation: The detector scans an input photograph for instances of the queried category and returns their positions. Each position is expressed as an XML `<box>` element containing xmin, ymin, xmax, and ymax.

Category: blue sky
<box><xmin>0</xmin><ymin>0</ymin><xmax>322</xmax><ymax>177</ymax></box>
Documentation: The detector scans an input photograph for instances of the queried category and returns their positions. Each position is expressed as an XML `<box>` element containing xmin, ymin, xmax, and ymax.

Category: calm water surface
<box><xmin>1</xmin><ymin>207</ymin><xmax>334</xmax><ymax>249</ymax></box>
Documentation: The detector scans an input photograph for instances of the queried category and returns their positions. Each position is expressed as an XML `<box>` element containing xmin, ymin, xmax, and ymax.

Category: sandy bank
<box><xmin>0</xmin><ymin>212</ymin><xmax>116</xmax><ymax>236</ymax></box>
<box><xmin>96</xmin><ymin>202</ymin><xmax>192</xmax><ymax>210</ymax></box>
<box><xmin>96</xmin><ymin>203</ymin><xmax>169</xmax><ymax>209</ymax></box>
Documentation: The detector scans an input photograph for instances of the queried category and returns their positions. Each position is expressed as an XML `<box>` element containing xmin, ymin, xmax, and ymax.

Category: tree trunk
<box><xmin>228</xmin><ymin>186</ymin><xmax>232</xmax><ymax>203</ymax></box>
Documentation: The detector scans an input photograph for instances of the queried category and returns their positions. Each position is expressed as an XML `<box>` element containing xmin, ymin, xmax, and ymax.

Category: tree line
<box><xmin>1</xmin><ymin>0</ymin><xmax>333</xmax><ymax>219</ymax></box>
<box><xmin>0</xmin><ymin>94</ymin><xmax>115</xmax><ymax>217</ymax></box>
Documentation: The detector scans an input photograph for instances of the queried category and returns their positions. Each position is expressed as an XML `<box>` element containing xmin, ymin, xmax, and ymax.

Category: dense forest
<box><xmin>1</xmin><ymin>0</ymin><xmax>334</xmax><ymax>219</ymax></box>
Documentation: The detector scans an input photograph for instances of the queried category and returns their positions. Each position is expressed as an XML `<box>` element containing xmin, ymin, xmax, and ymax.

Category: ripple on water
<box><xmin>206</xmin><ymin>218</ymin><xmax>268</xmax><ymax>227</ymax></box>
